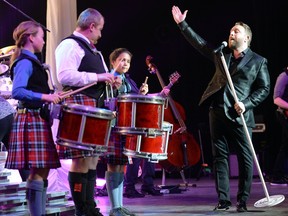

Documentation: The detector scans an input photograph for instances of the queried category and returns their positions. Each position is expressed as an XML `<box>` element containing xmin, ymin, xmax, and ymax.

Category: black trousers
<box><xmin>209</xmin><ymin>107</ymin><xmax>253</xmax><ymax>202</ymax></box>
<box><xmin>272</xmin><ymin>110</ymin><xmax>288</xmax><ymax>177</ymax></box>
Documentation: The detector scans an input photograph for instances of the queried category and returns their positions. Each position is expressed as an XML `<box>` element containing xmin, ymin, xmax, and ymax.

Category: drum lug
<box><xmin>147</xmin><ymin>128</ymin><xmax>158</xmax><ymax>137</ymax></box>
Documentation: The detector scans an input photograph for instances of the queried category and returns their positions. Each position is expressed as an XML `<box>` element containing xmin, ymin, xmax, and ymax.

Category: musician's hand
<box><xmin>97</xmin><ymin>73</ymin><xmax>115</xmax><ymax>84</ymax></box>
<box><xmin>42</xmin><ymin>63</ymin><xmax>51</xmax><ymax>71</ymax></box>
<box><xmin>139</xmin><ymin>83</ymin><xmax>148</xmax><ymax>95</ymax></box>
<box><xmin>42</xmin><ymin>93</ymin><xmax>61</xmax><ymax>104</ymax></box>
<box><xmin>234</xmin><ymin>101</ymin><xmax>246</xmax><ymax>115</ymax></box>
<box><xmin>159</xmin><ymin>87</ymin><xmax>170</xmax><ymax>97</ymax></box>
<box><xmin>112</xmin><ymin>76</ymin><xmax>122</xmax><ymax>89</ymax></box>
<box><xmin>58</xmin><ymin>90</ymin><xmax>69</xmax><ymax>96</ymax></box>
<box><xmin>172</xmin><ymin>6</ymin><xmax>188</xmax><ymax>24</ymax></box>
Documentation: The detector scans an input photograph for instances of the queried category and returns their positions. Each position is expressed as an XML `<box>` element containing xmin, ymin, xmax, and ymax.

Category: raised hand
<box><xmin>172</xmin><ymin>6</ymin><xmax>188</xmax><ymax>24</ymax></box>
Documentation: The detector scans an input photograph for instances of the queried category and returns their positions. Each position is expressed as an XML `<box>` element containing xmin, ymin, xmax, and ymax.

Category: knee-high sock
<box><xmin>105</xmin><ymin>171</ymin><xmax>121</xmax><ymax>209</ymax></box>
<box><xmin>26</xmin><ymin>179</ymin><xmax>44</xmax><ymax>216</ymax></box>
<box><xmin>86</xmin><ymin>169</ymin><xmax>97</xmax><ymax>209</ymax></box>
<box><xmin>68</xmin><ymin>172</ymin><xmax>88</xmax><ymax>215</ymax></box>
<box><xmin>118</xmin><ymin>172</ymin><xmax>124</xmax><ymax>207</ymax></box>
<box><xmin>42</xmin><ymin>179</ymin><xmax>48</xmax><ymax>215</ymax></box>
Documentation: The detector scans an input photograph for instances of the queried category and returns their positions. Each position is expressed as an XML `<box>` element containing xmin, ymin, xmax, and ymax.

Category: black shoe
<box><xmin>236</xmin><ymin>200</ymin><xmax>247</xmax><ymax>212</ymax></box>
<box><xmin>124</xmin><ymin>188</ymin><xmax>145</xmax><ymax>198</ymax></box>
<box><xmin>96</xmin><ymin>188</ymin><xmax>108</xmax><ymax>196</ymax></box>
<box><xmin>213</xmin><ymin>200</ymin><xmax>232</xmax><ymax>211</ymax></box>
<box><xmin>89</xmin><ymin>207</ymin><xmax>104</xmax><ymax>216</ymax></box>
<box><xmin>141</xmin><ymin>187</ymin><xmax>163</xmax><ymax>196</ymax></box>
<box><xmin>264</xmin><ymin>174</ymin><xmax>273</xmax><ymax>183</ymax></box>
<box><xmin>86</xmin><ymin>201</ymin><xmax>104</xmax><ymax>216</ymax></box>
<box><xmin>270</xmin><ymin>176</ymin><xmax>288</xmax><ymax>186</ymax></box>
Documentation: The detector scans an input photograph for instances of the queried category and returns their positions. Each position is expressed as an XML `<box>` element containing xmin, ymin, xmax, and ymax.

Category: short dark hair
<box><xmin>77</xmin><ymin>8</ymin><xmax>104</xmax><ymax>30</ymax></box>
<box><xmin>235</xmin><ymin>21</ymin><xmax>252</xmax><ymax>46</ymax></box>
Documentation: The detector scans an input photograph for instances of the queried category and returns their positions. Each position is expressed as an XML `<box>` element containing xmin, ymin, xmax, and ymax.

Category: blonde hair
<box><xmin>10</xmin><ymin>21</ymin><xmax>41</xmax><ymax>65</ymax></box>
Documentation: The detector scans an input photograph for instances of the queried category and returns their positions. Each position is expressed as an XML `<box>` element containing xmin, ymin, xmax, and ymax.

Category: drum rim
<box><xmin>57</xmin><ymin>138</ymin><xmax>108</xmax><ymax>153</ymax></box>
<box><xmin>117</xmin><ymin>93</ymin><xmax>165</xmax><ymax>103</ymax></box>
<box><xmin>62</xmin><ymin>103</ymin><xmax>115</xmax><ymax>118</ymax></box>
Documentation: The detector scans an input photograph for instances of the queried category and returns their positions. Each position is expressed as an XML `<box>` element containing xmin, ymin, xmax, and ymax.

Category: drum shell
<box><xmin>115</xmin><ymin>94</ymin><xmax>166</xmax><ymax>135</ymax></box>
<box><xmin>57</xmin><ymin>103</ymin><xmax>114</xmax><ymax>152</ymax></box>
<box><xmin>123</xmin><ymin>121</ymin><xmax>173</xmax><ymax>162</ymax></box>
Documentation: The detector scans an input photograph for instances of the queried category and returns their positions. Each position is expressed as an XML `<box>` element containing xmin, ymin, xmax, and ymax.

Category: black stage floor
<box><xmin>95</xmin><ymin>175</ymin><xmax>288</xmax><ymax>216</ymax></box>
<box><xmin>1</xmin><ymin>173</ymin><xmax>288</xmax><ymax>216</ymax></box>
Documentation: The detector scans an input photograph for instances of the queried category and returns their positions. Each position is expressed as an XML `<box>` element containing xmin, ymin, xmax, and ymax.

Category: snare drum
<box><xmin>123</xmin><ymin>121</ymin><xmax>173</xmax><ymax>163</ymax></box>
<box><xmin>56</xmin><ymin>103</ymin><xmax>115</xmax><ymax>153</ymax></box>
<box><xmin>114</xmin><ymin>94</ymin><xmax>166</xmax><ymax>136</ymax></box>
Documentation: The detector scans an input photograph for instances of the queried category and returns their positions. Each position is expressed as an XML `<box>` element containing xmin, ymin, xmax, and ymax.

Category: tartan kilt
<box><xmin>5</xmin><ymin>109</ymin><xmax>61</xmax><ymax>169</ymax></box>
<box><xmin>56</xmin><ymin>94</ymin><xmax>101</xmax><ymax>159</ymax></box>
<box><xmin>102</xmin><ymin>130</ymin><xmax>128</xmax><ymax>165</ymax></box>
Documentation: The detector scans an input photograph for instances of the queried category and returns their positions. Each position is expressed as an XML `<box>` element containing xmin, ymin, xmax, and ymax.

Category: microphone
<box><xmin>214</xmin><ymin>41</ymin><xmax>228</xmax><ymax>54</ymax></box>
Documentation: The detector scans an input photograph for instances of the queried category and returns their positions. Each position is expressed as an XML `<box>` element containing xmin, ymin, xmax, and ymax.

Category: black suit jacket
<box><xmin>178</xmin><ymin>21</ymin><xmax>270</xmax><ymax>127</ymax></box>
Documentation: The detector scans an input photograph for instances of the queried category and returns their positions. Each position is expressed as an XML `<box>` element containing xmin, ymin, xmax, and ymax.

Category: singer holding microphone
<box><xmin>172</xmin><ymin>6</ymin><xmax>270</xmax><ymax>212</ymax></box>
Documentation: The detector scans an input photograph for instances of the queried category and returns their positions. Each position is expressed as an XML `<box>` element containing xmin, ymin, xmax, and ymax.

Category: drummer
<box><xmin>103</xmin><ymin>47</ymin><xmax>170</xmax><ymax>216</ymax></box>
<box><xmin>5</xmin><ymin>21</ymin><xmax>61</xmax><ymax>216</ymax></box>
<box><xmin>55</xmin><ymin>8</ymin><xmax>118</xmax><ymax>216</ymax></box>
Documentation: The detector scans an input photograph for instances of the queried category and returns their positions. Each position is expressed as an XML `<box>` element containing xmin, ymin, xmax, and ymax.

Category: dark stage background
<box><xmin>1</xmin><ymin>0</ymin><xmax>288</xmax><ymax>176</ymax></box>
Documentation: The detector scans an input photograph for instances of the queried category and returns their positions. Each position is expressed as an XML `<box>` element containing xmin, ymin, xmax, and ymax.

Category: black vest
<box><xmin>64</xmin><ymin>35</ymin><xmax>107</xmax><ymax>100</ymax></box>
<box><xmin>11</xmin><ymin>53</ymin><xmax>50</xmax><ymax>109</ymax></box>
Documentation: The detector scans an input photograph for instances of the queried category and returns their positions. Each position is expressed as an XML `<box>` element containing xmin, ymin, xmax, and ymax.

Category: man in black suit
<box><xmin>172</xmin><ymin>6</ymin><xmax>270</xmax><ymax>212</ymax></box>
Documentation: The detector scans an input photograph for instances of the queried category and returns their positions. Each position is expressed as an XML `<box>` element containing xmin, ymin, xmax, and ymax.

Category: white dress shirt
<box><xmin>55</xmin><ymin>31</ymin><xmax>108</xmax><ymax>87</ymax></box>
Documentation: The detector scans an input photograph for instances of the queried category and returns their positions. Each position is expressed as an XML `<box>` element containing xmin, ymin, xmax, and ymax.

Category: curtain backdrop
<box><xmin>46</xmin><ymin>0</ymin><xmax>77</xmax><ymax>91</ymax></box>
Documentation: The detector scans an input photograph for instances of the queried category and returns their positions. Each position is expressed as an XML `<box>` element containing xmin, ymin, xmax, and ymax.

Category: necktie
<box><xmin>90</xmin><ymin>42</ymin><xmax>96</xmax><ymax>50</ymax></box>
<box><xmin>118</xmin><ymin>75</ymin><xmax>131</xmax><ymax>94</ymax></box>
<box><xmin>123</xmin><ymin>75</ymin><xmax>131</xmax><ymax>93</ymax></box>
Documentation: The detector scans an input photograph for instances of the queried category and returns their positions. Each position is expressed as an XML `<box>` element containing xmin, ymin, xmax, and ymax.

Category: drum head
<box><xmin>63</xmin><ymin>103</ymin><xmax>115</xmax><ymax>120</ymax></box>
<box><xmin>0</xmin><ymin>64</ymin><xmax>9</xmax><ymax>75</ymax></box>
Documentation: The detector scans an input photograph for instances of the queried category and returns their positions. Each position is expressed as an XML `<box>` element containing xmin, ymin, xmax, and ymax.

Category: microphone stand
<box><xmin>1</xmin><ymin>0</ymin><xmax>50</xmax><ymax>32</ymax></box>
<box><xmin>218</xmin><ymin>50</ymin><xmax>285</xmax><ymax>208</ymax></box>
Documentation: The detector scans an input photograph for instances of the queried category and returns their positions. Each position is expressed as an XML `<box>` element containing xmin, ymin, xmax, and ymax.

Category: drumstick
<box><xmin>59</xmin><ymin>81</ymin><xmax>97</xmax><ymax>99</ymax></box>
<box><xmin>139</xmin><ymin>76</ymin><xmax>148</xmax><ymax>94</ymax></box>
<box><xmin>143</xmin><ymin>76</ymin><xmax>148</xmax><ymax>84</ymax></box>
<box><xmin>110</xmin><ymin>58</ymin><xmax>124</xmax><ymax>74</ymax></box>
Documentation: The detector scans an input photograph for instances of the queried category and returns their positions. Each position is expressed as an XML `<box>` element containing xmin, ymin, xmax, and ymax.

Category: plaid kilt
<box><xmin>102</xmin><ymin>130</ymin><xmax>128</xmax><ymax>165</ymax></box>
<box><xmin>56</xmin><ymin>94</ymin><xmax>102</xmax><ymax>159</ymax></box>
<box><xmin>5</xmin><ymin>109</ymin><xmax>61</xmax><ymax>169</ymax></box>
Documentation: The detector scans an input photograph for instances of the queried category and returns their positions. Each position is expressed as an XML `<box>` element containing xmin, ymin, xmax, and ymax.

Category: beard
<box><xmin>229</xmin><ymin>40</ymin><xmax>237</xmax><ymax>50</ymax></box>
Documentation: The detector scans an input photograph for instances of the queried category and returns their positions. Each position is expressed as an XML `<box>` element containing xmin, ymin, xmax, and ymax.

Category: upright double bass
<box><xmin>146</xmin><ymin>56</ymin><xmax>201</xmax><ymax>172</ymax></box>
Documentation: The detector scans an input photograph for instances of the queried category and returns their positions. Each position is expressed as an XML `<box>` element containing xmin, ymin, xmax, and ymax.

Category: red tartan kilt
<box><xmin>5</xmin><ymin>109</ymin><xmax>61</xmax><ymax>169</ymax></box>
<box><xmin>104</xmin><ymin>130</ymin><xmax>128</xmax><ymax>165</ymax></box>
